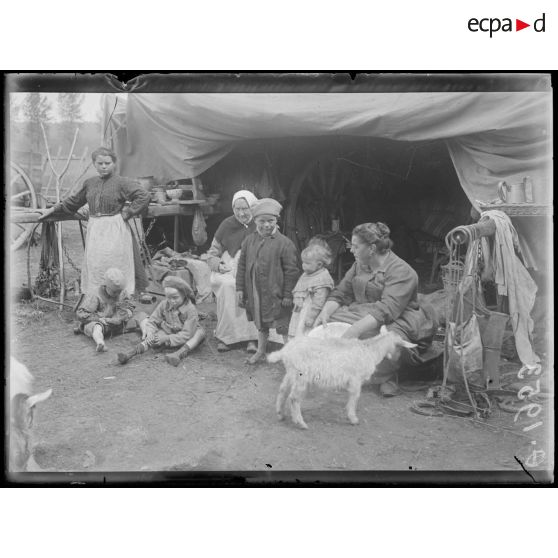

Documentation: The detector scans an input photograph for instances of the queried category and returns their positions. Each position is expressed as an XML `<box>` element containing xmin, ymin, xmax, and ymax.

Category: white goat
<box><xmin>267</xmin><ymin>326</ymin><xmax>416</xmax><ymax>429</ymax></box>
<box><xmin>9</xmin><ymin>357</ymin><xmax>52</xmax><ymax>472</ymax></box>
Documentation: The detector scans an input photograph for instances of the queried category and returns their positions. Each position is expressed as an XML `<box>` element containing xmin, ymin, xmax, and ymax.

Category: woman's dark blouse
<box><xmin>52</xmin><ymin>174</ymin><xmax>149</xmax><ymax>218</ymax></box>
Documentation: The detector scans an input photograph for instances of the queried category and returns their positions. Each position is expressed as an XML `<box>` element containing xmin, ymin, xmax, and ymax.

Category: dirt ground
<box><xmin>7</xmin><ymin>222</ymin><xmax>554</xmax><ymax>479</ymax></box>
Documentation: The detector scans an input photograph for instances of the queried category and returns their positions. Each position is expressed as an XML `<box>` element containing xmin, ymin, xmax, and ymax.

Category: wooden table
<box><xmin>12</xmin><ymin>200</ymin><xmax>216</xmax><ymax>253</ymax></box>
<box><xmin>146</xmin><ymin>200</ymin><xmax>215</xmax><ymax>252</ymax></box>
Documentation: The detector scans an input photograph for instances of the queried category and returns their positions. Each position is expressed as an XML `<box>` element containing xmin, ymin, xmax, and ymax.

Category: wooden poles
<box><xmin>40</xmin><ymin>123</ymin><xmax>80</xmax><ymax>311</ymax></box>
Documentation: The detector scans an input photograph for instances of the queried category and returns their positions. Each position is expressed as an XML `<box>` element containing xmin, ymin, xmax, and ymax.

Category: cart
<box><xmin>10</xmin><ymin>154</ymin><xmax>41</xmax><ymax>250</ymax></box>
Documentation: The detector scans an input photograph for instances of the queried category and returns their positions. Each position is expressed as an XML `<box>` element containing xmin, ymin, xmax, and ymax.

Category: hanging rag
<box><xmin>192</xmin><ymin>208</ymin><xmax>208</xmax><ymax>246</ymax></box>
<box><xmin>480</xmin><ymin>210</ymin><xmax>539</xmax><ymax>367</ymax></box>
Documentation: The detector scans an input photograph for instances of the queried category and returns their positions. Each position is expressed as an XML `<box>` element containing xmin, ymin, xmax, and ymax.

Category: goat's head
<box><xmin>10</xmin><ymin>389</ymin><xmax>52</xmax><ymax>471</ymax></box>
<box><xmin>378</xmin><ymin>326</ymin><xmax>417</xmax><ymax>360</ymax></box>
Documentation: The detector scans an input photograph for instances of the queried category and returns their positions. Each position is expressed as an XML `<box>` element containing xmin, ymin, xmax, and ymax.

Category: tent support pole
<box><xmin>173</xmin><ymin>215</ymin><xmax>180</xmax><ymax>252</ymax></box>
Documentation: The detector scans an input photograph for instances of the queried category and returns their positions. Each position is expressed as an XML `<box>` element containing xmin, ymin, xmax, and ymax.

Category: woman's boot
<box><xmin>117</xmin><ymin>342</ymin><xmax>147</xmax><ymax>364</ymax></box>
<box><xmin>165</xmin><ymin>345</ymin><xmax>190</xmax><ymax>367</ymax></box>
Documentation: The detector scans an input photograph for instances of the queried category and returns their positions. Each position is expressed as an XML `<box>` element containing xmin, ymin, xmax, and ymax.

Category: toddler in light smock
<box><xmin>288</xmin><ymin>239</ymin><xmax>334</xmax><ymax>338</ymax></box>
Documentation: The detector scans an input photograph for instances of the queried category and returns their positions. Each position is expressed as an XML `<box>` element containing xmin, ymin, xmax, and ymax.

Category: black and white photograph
<box><xmin>4</xmin><ymin>72</ymin><xmax>554</xmax><ymax>484</ymax></box>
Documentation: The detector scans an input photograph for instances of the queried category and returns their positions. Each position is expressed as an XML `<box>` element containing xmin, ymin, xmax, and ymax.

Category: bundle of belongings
<box><xmin>150</xmin><ymin>247</ymin><xmax>213</xmax><ymax>304</ymax></box>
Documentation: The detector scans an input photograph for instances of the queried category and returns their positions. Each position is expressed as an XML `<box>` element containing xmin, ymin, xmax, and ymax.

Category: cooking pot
<box><xmin>151</xmin><ymin>187</ymin><xmax>167</xmax><ymax>204</ymax></box>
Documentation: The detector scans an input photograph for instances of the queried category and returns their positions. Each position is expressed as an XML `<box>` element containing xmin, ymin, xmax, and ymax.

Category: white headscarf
<box><xmin>232</xmin><ymin>189</ymin><xmax>258</xmax><ymax>209</ymax></box>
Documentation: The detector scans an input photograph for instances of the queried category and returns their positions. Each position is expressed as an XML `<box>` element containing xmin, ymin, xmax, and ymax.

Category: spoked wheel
<box><xmin>283</xmin><ymin>156</ymin><xmax>354</xmax><ymax>250</ymax></box>
<box><xmin>10</xmin><ymin>161</ymin><xmax>39</xmax><ymax>250</ymax></box>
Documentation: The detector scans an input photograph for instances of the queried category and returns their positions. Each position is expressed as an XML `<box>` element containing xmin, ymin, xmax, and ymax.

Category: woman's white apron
<box><xmin>81</xmin><ymin>214</ymin><xmax>135</xmax><ymax>296</ymax></box>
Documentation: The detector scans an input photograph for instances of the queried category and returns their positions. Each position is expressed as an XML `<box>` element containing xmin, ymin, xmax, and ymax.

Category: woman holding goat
<box><xmin>314</xmin><ymin>222</ymin><xmax>437</xmax><ymax>397</ymax></box>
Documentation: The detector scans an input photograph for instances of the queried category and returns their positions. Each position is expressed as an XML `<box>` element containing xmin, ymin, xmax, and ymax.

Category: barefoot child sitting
<box><xmin>117</xmin><ymin>275</ymin><xmax>205</xmax><ymax>366</ymax></box>
<box><xmin>75</xmin><ymin>267</ymin><xmax>135</xmax><ymax>352</ymax></box>
<box><xmin>288</xmin><ymin>239</ymin><xmax>334</xmax><ymax>338</ymax></box>
<box><xmin>236</xmin><ymin>198</ymin><xmax>300</xmax><ymax>364</ymax></box>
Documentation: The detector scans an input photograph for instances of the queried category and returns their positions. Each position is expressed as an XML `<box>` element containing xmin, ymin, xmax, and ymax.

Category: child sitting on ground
<box><xmin>288</xmin><ymin>239</ymin><xmax>334</xmax><ymax>337</ymax></box>
<box><xmin>75</xmin><ymin>267</ymin><xmax>135</xmax><ymax>352</ymax></box>
<box><xmin>236</xmin><ymin>198</ymin><xmax>301</xmax><ymax>364</ymax></box>
<box><xmin>117</xmin><ymin>275</ymin><xmax>206</xmax><ymax>367</ymax></box>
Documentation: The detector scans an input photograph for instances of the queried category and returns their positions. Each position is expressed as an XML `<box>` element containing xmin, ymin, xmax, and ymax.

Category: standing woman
<box><xmin>38</xmin><ymin>147</ymin><xmax>149</xmax><ymax>296</ymax></box>
<box><xmin>314</xmin><ymin>222</ymin><xmax>437</xmax><ymax>396</ymax></box>
<box><xmin>206</xmin><ymin>189</ymin><xmax>260</xmax><ymax>352</ymax></box>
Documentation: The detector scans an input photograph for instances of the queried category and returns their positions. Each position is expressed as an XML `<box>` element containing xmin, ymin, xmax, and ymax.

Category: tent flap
<box><xmin>104</xmin><ymin>91</ymin><xmax>551</xmax><ymax>204</ymax></box>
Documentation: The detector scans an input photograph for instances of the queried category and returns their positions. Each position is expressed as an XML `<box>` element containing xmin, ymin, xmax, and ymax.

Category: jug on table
<box><xmin>498</xmin><ymin>177</ymin><xmax>534</xmax><ymax>204</ymax></box>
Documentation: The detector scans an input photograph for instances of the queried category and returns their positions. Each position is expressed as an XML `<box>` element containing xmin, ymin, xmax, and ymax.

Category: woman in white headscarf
<box><xmin>206</xmin><ymin>189</ymin><xmax>260</xmax><ymax>352</ymax></box>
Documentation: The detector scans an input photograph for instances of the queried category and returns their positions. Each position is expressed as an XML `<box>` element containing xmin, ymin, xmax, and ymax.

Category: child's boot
<box><xmin>165</xmin><ymin>345</ymin><xmax>190</xmax><ymax>367</ymax></box>
<box><xmin>117</xmin><ymin>342</ymin><xmax>148</xmax><ymax>364</ymax></box>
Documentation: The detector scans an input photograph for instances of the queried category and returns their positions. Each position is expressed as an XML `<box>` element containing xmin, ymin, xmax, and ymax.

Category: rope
<box><xmin>26</xmin><ymin>223</ymin><xmax>42</xmax><ymax>300</ymax></box>
<box><xmin>103</xmin><ymin>98</ymin><xmax>119</xmax><ymax>141</ymax></box>
<box><xmin>62</xmin><ymin>242</ymin><xmax>81</xmax><ymax>275</ymax></box>
<box><xmin>456</xmin><ymin>280</ymin><xmax>479</xmax><ymax>419</ymax></box>
<box><xmin>144</xmin><ymin>218</ymin><xmax>156</xmax><ymax>239</ymax></box>
<box><xmin>442</xmin><ymin>224</ymin><xmax>481</xmax><ymax>418</ymax></box>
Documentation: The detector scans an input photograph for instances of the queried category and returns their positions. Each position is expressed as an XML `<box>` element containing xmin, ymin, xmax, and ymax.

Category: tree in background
<box><xmin>57</xmin><ymin>93</ymin><xmax>84</xmax><ymax>150</ymax></box>
<box><xmin>21</xmin><ymin>93</ymin><xmax>52</xmax><ymax>153</ymax></box>
<box><xmin>10</xmin><ymin>95</ymin><xmax>22</xmax><ymax>120</ymax></box>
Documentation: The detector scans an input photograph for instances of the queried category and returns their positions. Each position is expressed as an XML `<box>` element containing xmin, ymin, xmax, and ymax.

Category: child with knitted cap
<box><xmin>117</xmin><ymin>275</ymin><xmax>205</xmax><ymax>366</ymax></box>
<box><xmin>288</xmin><ymin>238</ymin><xmax>335</xmax><ymax>337</ymax></box>
<box><xmin>75</xmin><ymin>267</ymin><xmax>135</xmax><ymax>352</ymax></box>
<box><xmin>236</xmin><ymin>198</ymin><xmax>301</xmax><ymax>364</ymax></box>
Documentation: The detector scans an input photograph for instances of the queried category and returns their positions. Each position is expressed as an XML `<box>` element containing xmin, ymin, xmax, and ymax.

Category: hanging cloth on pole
<box><xmin>480</xmin><ymin>210</ymin><xmax>539</xmax><ymax>368</ymax></box>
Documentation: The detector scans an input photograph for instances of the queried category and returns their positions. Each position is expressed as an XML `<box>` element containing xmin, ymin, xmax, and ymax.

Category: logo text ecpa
<box><xmin>468</xmin><ymin>13</ymin><xmax>546</xmax><ymax>37</ymax></box>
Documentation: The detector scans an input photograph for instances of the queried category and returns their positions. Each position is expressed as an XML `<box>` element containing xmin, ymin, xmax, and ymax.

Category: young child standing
<box><xmin>75</xmin><ymin>267</ymin><xmax>135</xmax><ymax>352</ymax></box>
<box><xmin>288</xmin><ymin>239</ymin><xmax>334</xmax><ymax>337</ymax></box>
<box><xmin>117</xmin><ymin>275</ymin><xmax>205</xmax><ymax>367</ymax></box>
<box><xmin>236</xmin><ymin>198</ymin><xmax>301</xmax><ymax>364</ymax></box>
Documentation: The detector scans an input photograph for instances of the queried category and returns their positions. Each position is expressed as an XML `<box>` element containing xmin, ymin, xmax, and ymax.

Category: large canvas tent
<box><xmin>103</xmin><ymin>91</ymin><xmax>552</xmax><ymax>206</ymax></box>
<box><xmin>102</xmin><ymin>89</ymin><xmax>552</xmax><ymax>271</ymax></box>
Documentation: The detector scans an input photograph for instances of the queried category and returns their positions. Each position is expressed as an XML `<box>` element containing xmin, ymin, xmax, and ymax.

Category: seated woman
<box><xmin>314</xmin><ymin>222</ymin><xmax>437</xmax><ymax>397</ymax></box>
<box><xmin>205</xmin><ymin>189</ymin><xmax>260</xmax><ymax>352</ymax></box>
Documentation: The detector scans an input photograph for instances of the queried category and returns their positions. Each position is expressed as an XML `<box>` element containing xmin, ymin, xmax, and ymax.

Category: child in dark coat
<box><xmin>236</xmin><ymin>198</ymin><xmax>301</xmax><ymax>364</ymax></box>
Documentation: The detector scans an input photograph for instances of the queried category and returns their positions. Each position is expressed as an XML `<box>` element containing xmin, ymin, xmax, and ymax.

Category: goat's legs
<box><xmin>276</xmin><ymin>373</ymin><xmax>292</xmax><ymax>420</ymax></box>
<box><xmin>346</xmin><ymin>381</ymin><xmax>362</xmax><ymax>425</ymax></box>
<box><xmin>289</xmin><ymin>381</ymin><xmax>308</xmax><ymax>429</ymax></box>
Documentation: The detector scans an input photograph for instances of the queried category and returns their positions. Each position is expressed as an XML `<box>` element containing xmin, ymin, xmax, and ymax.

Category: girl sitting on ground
<box><xmin>236</xmin><ymin>198</ymin><xmax>301</xmax><ymax>364</ymax></box>
<box><xmin>75</xmin><ymin>267</ymin><xmax>135</xmax><ymax>353</ymax></box>
<box><xmin>288</xmin><ymin>239</ymin><xmax>335</xmax><ymax>338</ymax></box>
<box><xmin>117</xmin><ymin>275</ymin><xmax>206</xmax><ymax>367</ymax></box>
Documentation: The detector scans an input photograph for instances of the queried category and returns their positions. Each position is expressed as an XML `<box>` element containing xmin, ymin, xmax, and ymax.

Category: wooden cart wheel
<box><xmin>10</xmin><ymin>161</ymin><xmax>39</xmax><ymax>251</ymax></box>
<box><xmin>283</xmin><ymin>156</ymin><xmax>353</xmax><ymax>250</ymax></box>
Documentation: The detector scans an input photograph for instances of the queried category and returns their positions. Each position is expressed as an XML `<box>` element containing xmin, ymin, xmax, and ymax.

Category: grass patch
<box><xmin>12</xmin><ymin>300</ymin><xmax>49</xmax><ymax>328</ymax></box>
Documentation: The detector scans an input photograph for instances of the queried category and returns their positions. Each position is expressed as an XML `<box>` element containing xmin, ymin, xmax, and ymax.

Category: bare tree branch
<box><xmin>58</xmin><ymin>128</ymin><xmax>80</xmax><ymax>179</ymax></box>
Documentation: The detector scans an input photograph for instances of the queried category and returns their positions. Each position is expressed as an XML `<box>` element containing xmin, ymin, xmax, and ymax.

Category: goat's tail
<box><xmin>266</xmin><ymin>347</ymin><xmax>285</xmax><ymax>364</ymax></box>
